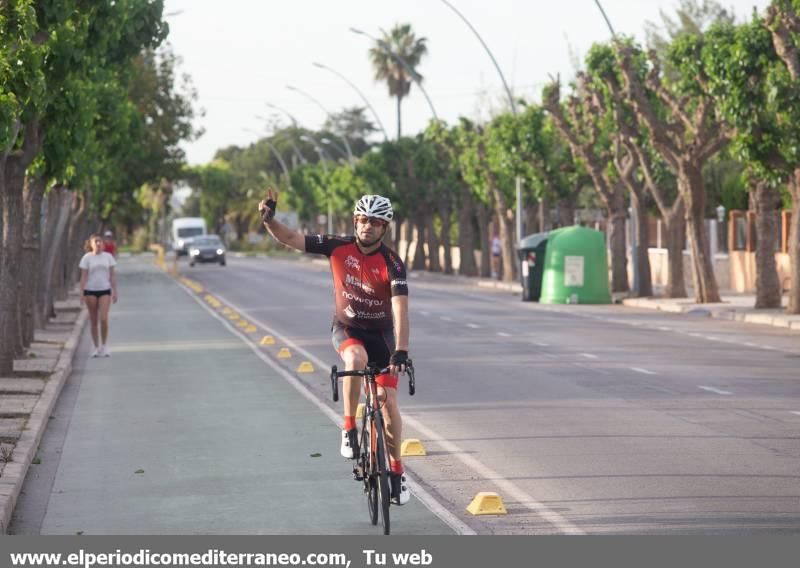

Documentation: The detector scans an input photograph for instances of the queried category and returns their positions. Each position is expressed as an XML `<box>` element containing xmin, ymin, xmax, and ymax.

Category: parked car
<box><xmin>188</xmin><ymin>235</ymin><xmax>226</xmax><ymax>267</ymax></box>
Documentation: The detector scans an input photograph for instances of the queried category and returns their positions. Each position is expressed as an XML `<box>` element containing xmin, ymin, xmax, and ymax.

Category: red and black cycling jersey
<box><xmin>305</xmin><ymin>235</ymin><xmax>408</xmax><ymax>330</ymax></box>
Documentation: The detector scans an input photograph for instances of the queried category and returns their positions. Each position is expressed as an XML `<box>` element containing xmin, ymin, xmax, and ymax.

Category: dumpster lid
<box><xmin>518</xmin><ymin>231</ymin><xmax>549</xmax><ymax>249</ymax></box>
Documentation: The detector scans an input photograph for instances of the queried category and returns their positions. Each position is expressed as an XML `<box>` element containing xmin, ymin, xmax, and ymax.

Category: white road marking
<box><xmin>467</xmin><ymin>323</ymin><xmax>481</xmax><ymax>329</ymax></box>
<box><xmin>705</xmin><ymin>336</ymin><xmax>721</xmax><ymax>341</ymax></box>
<box><xmin>177</xmin><ymin>283</ymin><xmax>476</xmax><ymax>535</ymax></box>
<box><xmin>497</xmin><ymin>332</ymin><xmax>511</xmax><ymax>337</ymax></box>
<box><xmin>698</xmin><ymin>386</ymin><xmax>733</xmax><ymax>395</ymax></box>
<box><xmin>743</xmin><ymin>342</ymin><xmax>758</xmax><ymax>348</ymax></box>
<box><xmin>580</xmin><ymin>353</ymin><xmax>598</xmax><ymax>359</ymax></box>
<box><xmin>688</xmin><ymin>333</ymin><xmax>704</xmax><ymax>338</ymax></box>
<box><xmin>440</xmin><ymin>316</ymin><xmax>454</xmax><ymax>322</ymax></box>
<box><xmin>203</xmin><ymin>290</ymin><xmax>585</xmax><ymax>534</ymax></box>
<box><xmin>790</xmin><ymin>411</ymin><xmax>800</xmax><ymax>416</ymax></box>
<box><xmin>420</xmin><ymin>311</ymin><xmax>430</xmax><ymax>316</ymax></box>
<box><xmin>404</xmin><ymin>417</ymin><xmax>586</xmax><ymax>535</ymax></box>
<box><xmin>657</xmin><ymin>326</ymin><xmax>672</xmax><ymax>332</ymax></box>
<box><xmin>533</xmin><ymin>342</ymin><xmax>550</xmax><ymax>347</ymax></box>
<box><xmin>631</xmin><ymin>367</ymin><xmax>656</xmax><ymax>375</ymax></box>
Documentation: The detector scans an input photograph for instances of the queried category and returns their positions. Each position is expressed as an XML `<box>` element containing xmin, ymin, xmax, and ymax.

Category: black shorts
<box><xmin>331</xmin><ymin>319</ymin><xmax>395</xmax><ymax>369</ymax></box>
<box><xmin>83</xmin><ymin>289</ymin><xmax>111</xmax><ymax>298</ymax></box>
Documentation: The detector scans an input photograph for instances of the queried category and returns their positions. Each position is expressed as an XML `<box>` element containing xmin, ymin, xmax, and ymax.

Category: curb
<box><xmin>0</xmin><ymin>306</ymin><xmax>88</xmax><ymax>534</ymax></box>
<box><xmin>621</xmin><ymin>297</ymin><xmax>800</xmax><ymax>332</ymax></box>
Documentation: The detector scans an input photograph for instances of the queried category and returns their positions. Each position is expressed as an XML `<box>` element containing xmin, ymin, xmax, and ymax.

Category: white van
<box><xmin>171</xmin><ymin>217</ymin><xmax>207</xmax><ymax>256</ymax></box>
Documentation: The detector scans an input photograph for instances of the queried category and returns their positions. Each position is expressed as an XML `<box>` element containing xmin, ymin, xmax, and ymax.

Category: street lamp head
<box><xmin>716</xmin><ymin>204</ymin><xmax>726</xmax><ymax>222</ymax></box>
<box><xmin>312</xmin><ymin>62</ymin><xmax>326</xmax><ymax>69</ymax></box>
<box><xmin>349</xmin><ymin>27</ymin><xmax>366</xmax><ymax>36</ymax></box>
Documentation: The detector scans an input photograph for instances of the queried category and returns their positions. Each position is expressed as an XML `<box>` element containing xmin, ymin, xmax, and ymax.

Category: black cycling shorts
<box><xmin>331</xmin><ymin>319</ymin><xmax>395</xmax><ymax>369</ymax></box>
<box><xmin>83</xmin><ymin>289</ymin><xmax>111</xmax><ymax>298</ymax></box>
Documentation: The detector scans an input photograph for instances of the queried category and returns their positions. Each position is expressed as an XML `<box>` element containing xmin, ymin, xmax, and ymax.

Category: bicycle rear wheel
<box><xmin>374</xmin><ymin>412</ymin><xmax>391</xmax><ymax>535</ymax></box>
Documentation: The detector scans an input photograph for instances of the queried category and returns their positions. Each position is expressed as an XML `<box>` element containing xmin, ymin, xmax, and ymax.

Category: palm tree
<box><xmin>369</xmin><ymin>24</ymin><xmax>428</xmax><ymax>139</ymax></box>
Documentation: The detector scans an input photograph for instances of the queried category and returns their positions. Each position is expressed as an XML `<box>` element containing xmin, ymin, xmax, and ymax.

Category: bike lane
<box><xmin>15</xmin><ymin>257</ymin><xmax>456</xmax><ymax>535</ymax></box>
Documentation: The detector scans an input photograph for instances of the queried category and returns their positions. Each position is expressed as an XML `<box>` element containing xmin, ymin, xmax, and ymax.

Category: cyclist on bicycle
<box><xmin>258</xmin><ymin>189</ymin><xmax>411</xmax><ymax>505</ymax></box>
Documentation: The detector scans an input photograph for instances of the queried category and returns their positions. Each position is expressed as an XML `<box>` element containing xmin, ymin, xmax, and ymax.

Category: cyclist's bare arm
<box><xmin>391</xmin><ymin>296</ymin><xmax>409</xmax><ymax>352</ymax></box>
<box><xmin>258</xmin><ymin>188</ymin><xmax>305</xmax><ymax>252</ymax></box>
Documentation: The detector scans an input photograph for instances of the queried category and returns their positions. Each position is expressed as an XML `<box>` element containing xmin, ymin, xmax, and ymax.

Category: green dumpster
<box><xmin>517</xmin><ymin>232</ymin><xmax>549</xmax><ymax>302</ymax></box>
<box><xmin>539</xmin><ymin>226</ymin><xmax>611</xmax><ymax>304</ymax></box>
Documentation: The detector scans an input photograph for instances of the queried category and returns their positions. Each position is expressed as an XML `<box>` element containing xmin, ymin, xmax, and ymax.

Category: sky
<box><xmin>163</xmin><ymin>0</ymin><xmax>771</xmax><ymax>166</ymax></box>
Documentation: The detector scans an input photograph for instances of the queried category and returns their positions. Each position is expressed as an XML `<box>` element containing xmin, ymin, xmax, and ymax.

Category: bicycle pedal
<box><xmin>352</xmin><ymin>466</ymin><xmax>364</xmax><ymax>481</ymax></box>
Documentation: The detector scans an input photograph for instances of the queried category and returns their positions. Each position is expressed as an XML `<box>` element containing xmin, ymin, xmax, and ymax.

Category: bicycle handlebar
<box><xmin>330</xmin><ymin>361</ymin><xmax>416</xmax><ymax>400</ymax></box>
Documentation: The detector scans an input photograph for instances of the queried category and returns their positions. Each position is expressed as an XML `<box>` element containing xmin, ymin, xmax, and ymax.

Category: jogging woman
<box><xmin>79</xmin><ymin>234</ymin><xmax>118</xmax><ymax>357</ymax></box>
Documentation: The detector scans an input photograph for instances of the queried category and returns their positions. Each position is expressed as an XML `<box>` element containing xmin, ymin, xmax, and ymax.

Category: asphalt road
<box><xmin>10</xmin><ymin>254</ymin><xmax>800</xmax><ymax>535</ymax></box>
<box><xmin>178</xmin><ymin>254</ymin><xmax>800</xmax><ymax>535</ymax></box>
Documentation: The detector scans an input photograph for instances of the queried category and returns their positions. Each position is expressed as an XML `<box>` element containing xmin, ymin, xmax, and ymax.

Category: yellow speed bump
<box><xmin>466</xmin><ymin>492</ymin><xmax>507</xmax><ymax>516</ymax></box>
<box><xmin>228</xmin><ymin>313</ymin><xmax>240</xmax><ymax>321</ymax></box>
<box><xmin>222</xmin><ymin>307</ymin><xmax>232</xmax><ymax>315</ymax></box>
<box><xmin>236</xmin><ymin>320</ymin><xmax>249</xmax><ymax>328</ymax></box>
<box><xmin>245</xmin><ymin>325</ymin><xmax>257</xmax><ymax>333</ymax></box>
<box><xmin>400</xmin><ymin>439</ymin><xmax>427</xmax><ymax>457</ymax></box>
<box><xmin>277</xmin><ymin>347</ymin><xmax>291</xmax><ymax>359</ymax></box>
<box><xmin>296</xmin><ymin>361</ymin><xmax>314</xmax><ymax>373</ymax></box>
<box><xmin>355</xmin><ymin>402</ymin><xmax>365</xmax><ymax>420</ymax></box>
<box><xmin>260</xmin><ymin>335</ymin><xmax>275</xmax><ymax>345</ymax></box>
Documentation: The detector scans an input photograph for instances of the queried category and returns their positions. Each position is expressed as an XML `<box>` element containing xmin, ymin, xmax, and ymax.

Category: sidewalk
<box><xmin>0</xmin><ymin>295</ymin><xmax>86</xmax><ymax>533</ymax></box>
<box><xmin>621</xmin><ymin>294</ymin><xmax>800</xmax><ymax>331</ymax></box>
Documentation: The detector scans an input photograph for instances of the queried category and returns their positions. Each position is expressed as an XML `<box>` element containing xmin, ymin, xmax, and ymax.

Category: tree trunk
<box><xmin>20</xmin><ymin>175</ymin><xmax>46</xmax><ymax>347</ymax></box>
<box><xmin>786</xmin><ymin>170</ymin><xmax>800</xmax><ymax>314</ymax></box>
<box><xmin>630</xmin><ymin>188</ymin><xmax>653</xmax><ymax>297</ymax></box>
<box><xmin>0</xmin><ymin>156</ymin><xmax>28</xmax><ymax>374</ymax></box>
<box><xmin>457</xmin><ymin>189</ymin><xmax>478</xmax><ymax>276</ymax></box>
<box><xmin>607</xmin><ymin>208</ymin><xmax>629</xmax><ymax>294</ymax></box>
<box><xmin>556</xmin><ymin>194</ymin><xmax>576</xmax><ymax>228</ymax></box>
<box><xmin>425</xmin><ymin>209</ymin><xmax>441</xmax><ymax>272</ymax></box>
<box><xmin>402</xmin><ymin>219</ymin><xmax>413</xmax><ymax>266</ymax></box>
<box><xmin>438</xmin><ymin>199</ymin><xmax>453</xmax><ymax>274</ymax></box>
<box><xmin>396</xmin><ymin>95</ymin><xmax>402</xmax><ymax>140</ymax></box>
<box><xmin>65</xmin><ymin>196</ymin><xmax>89</xmax><ymax>290</ymax></box>
<box><xmin>477</xmin><ymin>204</ymin><xmax>491</xmax><ymax>278</ymax></box>
<box><xmin>678</xmin><ymin>162</ymin><xmax>721</xmax><ymax>303</ymax></box>
<box><xmin>663</xmin><ymin>204</ymin><xmax>688</xmax><ymax>298</ymax></box>
<box><xmin>411</xmin><ymin>218</ymin><xmax>426</xmax><ymax>271</ymax></box>
<box><xmin>525</xmin><ymin>203</ymin><xmax>539</xmax><ymax>235</ymax></box>
<box><xmin>38</xmin><ymin>188</ymin><xmax>74</xmax><ymax>324</ymax></box>
<box><xmin>753</xmin><ymin>181</ymin><xmax>782</xmax><ymax>309</ymax></box>
<box><xmin>539</xmin><ymin>193</ymin><xmax>549</xmax><ymax>232</ymax></box>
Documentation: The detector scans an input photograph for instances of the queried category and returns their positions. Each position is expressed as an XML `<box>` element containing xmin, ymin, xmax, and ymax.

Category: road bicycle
<box><xmin>330</xmin><ymin>361</ymin><xmax>415</xmax><ymax>535</ymax></box>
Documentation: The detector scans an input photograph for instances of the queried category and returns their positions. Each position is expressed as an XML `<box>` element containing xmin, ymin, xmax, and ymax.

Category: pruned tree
<box><xmin>615</xmin><ymin>40</ymin><xmax>732</xmax><ymax>303</ymax></box>
<box><xmin>543</xmin><ymin>79</ymin><xmax>630</xmax><ymax>294</ymax></box>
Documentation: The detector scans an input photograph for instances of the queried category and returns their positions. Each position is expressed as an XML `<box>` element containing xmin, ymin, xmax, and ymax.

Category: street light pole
<box><xmin>301</xmin><ymin>135</ymin><xmax>334</xmax><ymax>234</ymax></box>
<box><xmin>243</xmin><ymin>128</ymin><xmax>292</xmax><ymax>189</ymax></box>
<box><xmin>436</xmin><ymin>0</ymin><xmax>523</xmax><ymax>248</ymax></box>
<box><xmin>350</xmin><ymin>27</ymin><xmax>440</xmax><ymax>122</ymax></box>
<box><xmin>285</xmin><ymin>84</ymin><xmax>355</xmax><ymax>165</ymax></box>
<box><xmin>312</xmin><ymin>62</ymin><xmax>390</xmax><ymax>142</ymax></box>
<box><xmin>260</xmin><ymin>107</ymin><xmax>309</xmax><ymax>165</ymax></box>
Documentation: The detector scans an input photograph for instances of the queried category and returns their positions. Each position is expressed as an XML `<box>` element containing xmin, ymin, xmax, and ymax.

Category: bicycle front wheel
<box><xmin>362</xmin><ymin>417</ymin><xmax>378</xmax><ymax>526</ymax></box>
<box><xmin>374</xmin><ymin>413</ymin><xmax>391</xmax><ymax>535</ymax></box>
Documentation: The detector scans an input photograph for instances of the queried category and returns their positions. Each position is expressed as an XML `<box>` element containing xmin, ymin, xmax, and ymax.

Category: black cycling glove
<box><xmin>261</xmin><ymin>198</ymin><xmax>277</xmax><ymax>222</ymax></box>
<box><xmin>390</xmin><ymin>350</ymin><xmax>409</xmax><ymax>368</ymax></box>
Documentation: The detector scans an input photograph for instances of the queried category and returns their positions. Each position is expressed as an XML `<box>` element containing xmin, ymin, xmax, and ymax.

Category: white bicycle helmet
<box><xmin>353</xmin><ymin>194</ymin><xmax>393</xmax><ymax>222</ymax></box>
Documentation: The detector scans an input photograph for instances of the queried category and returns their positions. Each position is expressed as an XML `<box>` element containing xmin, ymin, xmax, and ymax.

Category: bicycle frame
<box><xmin>329</xmin><ymin>362</ymin><xmax>415</xmax><ymax>535</ymax></box>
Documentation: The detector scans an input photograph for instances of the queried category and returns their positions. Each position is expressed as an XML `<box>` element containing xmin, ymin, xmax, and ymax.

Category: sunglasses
<box><xmin>354</xmin><ymin>215</ymin><xmax>388</xmax><ymax>228</ymax></box>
